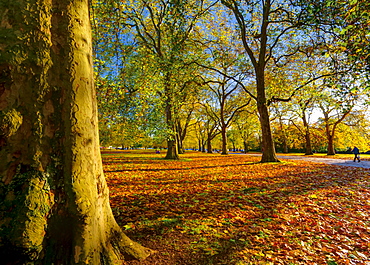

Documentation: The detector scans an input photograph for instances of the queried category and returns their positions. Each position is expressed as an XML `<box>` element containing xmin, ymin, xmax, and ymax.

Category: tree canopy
<box><xmin>92</xmin><ymin>0</ymin><xmax>370</xmax><ymax>159</ymax></box>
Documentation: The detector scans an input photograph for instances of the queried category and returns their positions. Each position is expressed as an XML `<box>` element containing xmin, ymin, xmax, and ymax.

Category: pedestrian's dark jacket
<box><xmin>353</xmin><ymin>147</ymin><xmax>360</xmax><ymax>154</ymax></box>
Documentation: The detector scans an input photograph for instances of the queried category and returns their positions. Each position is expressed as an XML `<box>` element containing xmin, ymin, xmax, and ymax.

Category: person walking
<box><xmin>352</xmin><ymin>146</ymin><xmax>361</xmax><ymax>162</ymax></box>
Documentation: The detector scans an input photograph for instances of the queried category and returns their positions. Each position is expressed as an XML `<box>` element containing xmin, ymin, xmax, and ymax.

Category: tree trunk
<box><xmin>304</xmin><ymin>130</ymin><xmax>313</xmax><ymax>155</ymax></box>
<box><xmin>176</xmin><ymin>131</ymin><xmax>184</xmax><ymax>154</ymax></box>
<box><xmin>255</xmin><ymin>63</ymin><xmax>279</xmax><ymax>162</ymax></box>
<box><xmin>165</xmin><ymin>138</ymin><xmax>179</xmax><ymax>159</ymax></box>
<box><xmin>206</xmin><ymin>137</ymin><xmax>213</xmax><ymax>153</ymax></box>
<box><xmin>323</xmin><ymin>115</ymin><xmax>336</xmax><ymax>155</ymax></box>
<box><xmin>164</xmin><ymin>86</ymin><xmax>179</xmax><ymax>159</ymax></box>
<box><xmin>243</xmin><ymin>141</ymin><xmax>248</xmax><ymax>153</ymax></box>
<box><xmin>176</xmin><ymin>121</ymin><xmax>183</xmax><ymax>154</ymax></box>
<box><xmin>257</xmin><ymin>97</ymin><xmax>279</xmax><ymax>162</ymax></box>
<box><xmin>221</xmin><ymin>125</ymin><xmax>228</xmax><ymax>155</ymax></box>
<box><xmin>278</xmin><ymin>120</ymin><xmax>288</xmax><ymax>153</ymax></box>
<box><xmin>327</xmin><ymin>134</ymin><xmax>336</xmax><ymax>155</ymax></box>
<box><xmin>0</xmin><ymin>0</ymin><xmax>152</xmax><ymax>263</ymax></box>
<box><xmin>283</xmin><ymin>140</ymin><xmax>288</xmax><ymax>153</ymax></box>
<box><xmin>302</xmin><ymin>112</ymin><xmax>313</xmax><ymax>155</ymax></box>
<box><xmin>177</xmin><ymin>142</ymin><xmax>184</xmax><ymax>154</ymax></box>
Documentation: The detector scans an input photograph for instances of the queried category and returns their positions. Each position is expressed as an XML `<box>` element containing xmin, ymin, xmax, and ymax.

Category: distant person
<box><xmin>352</xmin><ymin>146</ymin><xmax>360</xmax><ymax>162</ymax></box>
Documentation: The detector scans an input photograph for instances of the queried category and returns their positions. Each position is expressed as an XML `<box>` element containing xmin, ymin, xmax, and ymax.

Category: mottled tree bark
<box><xmin>0</xmin><ymin>0</ymin><xmax>152</xmax><ymax>264</ymax></box>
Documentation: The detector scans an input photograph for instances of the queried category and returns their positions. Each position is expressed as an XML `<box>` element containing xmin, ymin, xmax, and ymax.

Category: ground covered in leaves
<box><xmin>102</xmin><ymin>150</ymin><xmax>370</xmax><ymax>265</ymax></box>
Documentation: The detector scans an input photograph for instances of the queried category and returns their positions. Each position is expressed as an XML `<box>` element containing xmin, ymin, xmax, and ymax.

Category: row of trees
<box><xmin>93</xmin><ymin>0</ymin><xmax>370</xmax><ymax>160</ymax></box>
<box><xmin>102</xmin><ymin>98</ymin><xmax>370</xmax><ymax>156</ymax></box>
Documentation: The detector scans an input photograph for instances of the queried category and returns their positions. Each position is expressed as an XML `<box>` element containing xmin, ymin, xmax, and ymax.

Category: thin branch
<box><xmin>267</xmin><ymin>71</ymin><xmax>349</xmax><ymax>106</ymax></box>
<box><xmin>193</xmin><ymin>61</ymin><xmax>257</xmax><ymax>100</ymax></box>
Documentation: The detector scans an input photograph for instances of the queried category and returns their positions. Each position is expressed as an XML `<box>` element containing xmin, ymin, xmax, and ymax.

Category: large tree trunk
<box><xmin>256</xmin><ymin>88</ymin><xmax>279</xmax><ymax>162</ymax></box>
<box><xmin>0</xmin><ymin>0</ymin><xmax>152</xmax><ymax>263</ymax></box>
<box><xmin>255</xmin><ymin>57</ymin><xmax>279</xmax><ymax>162</ymax></box>
<box><xmin>258</xmin><ymin>104</ymin><xmax>279</xmax><ymax>162</ymax></box>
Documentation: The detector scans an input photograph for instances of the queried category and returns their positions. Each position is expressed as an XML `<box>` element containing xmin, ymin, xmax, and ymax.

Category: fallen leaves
<box><xmin>102</xmin><ymin>150</ymin><xmax>370</xmax><ymax>265</ymax></box>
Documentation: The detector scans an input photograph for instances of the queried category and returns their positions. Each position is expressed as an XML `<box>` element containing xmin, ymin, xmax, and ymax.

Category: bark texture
<box><xmin>0</xmin><ymin>0</ymin><xmax>151</xmax><ymax>264</ymax></box>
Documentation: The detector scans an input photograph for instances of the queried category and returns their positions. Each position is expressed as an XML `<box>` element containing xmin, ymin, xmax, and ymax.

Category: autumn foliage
<box><xmin>102</xmin><ymin>150</ymin><xmax>370</xmax><ymax>264</ymax></box>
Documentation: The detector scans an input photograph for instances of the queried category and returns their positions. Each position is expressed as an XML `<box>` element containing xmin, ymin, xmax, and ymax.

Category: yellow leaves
<box><xmin>238</xmin><ymin>248</ymin><xmax>274</xmax><ymax>263</ymax></box>
<box><xmin>123</xmin><ymin>223</ymin><xmax>135</xmax><ymax>230</ymax></box>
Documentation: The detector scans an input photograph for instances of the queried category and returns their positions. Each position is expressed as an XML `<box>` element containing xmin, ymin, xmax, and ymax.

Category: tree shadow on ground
<box><xmin>103</xmin><ymin>153</ymin><xmax>370</xmax><ymax>265</ymax></box>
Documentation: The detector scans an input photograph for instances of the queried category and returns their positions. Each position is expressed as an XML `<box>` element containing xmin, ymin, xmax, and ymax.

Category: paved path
<box><xmin>244</xmin><ymin>153</ymin><xmax>370</xmax><ymax>169</ymax></box>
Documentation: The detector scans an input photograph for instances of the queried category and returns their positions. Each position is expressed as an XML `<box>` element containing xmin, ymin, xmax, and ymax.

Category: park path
<box><xmin>244</xmin><ymin>153</ymin><xmax>370</xmax><ymax>169</ymax></box>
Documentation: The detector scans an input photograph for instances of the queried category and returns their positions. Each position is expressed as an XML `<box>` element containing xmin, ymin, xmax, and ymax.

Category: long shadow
<box><xmin>105</xmin><ymin>162</ymin><xmax>260</xmax><ymax>173</ymax></box>
<box><xmin>107</xmin><ymin>159</ymin><xmax>367</xmax><ymax>221</ymax></box>
<box><xmin>110</xmin><ymin>163</ymin><xmax>347</xmax><ymax>221</ymax></box>
<box><xmin>103</xmin><ymin>157</ymin><xmax>166</xmax><ymax>164</ymax></box>
<box><xmin>103</xmin><ymin>153</ymin><xmax>370</xmax><ymax>264</ymax></box>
